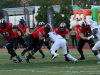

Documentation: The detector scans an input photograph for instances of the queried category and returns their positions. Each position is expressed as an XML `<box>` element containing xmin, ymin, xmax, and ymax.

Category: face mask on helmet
<box><xmin>0</xmin><ymin>19</ymin><xmax>7</xmax><ymax>28</ymax></box>
<box><xmin>19</xmin><ymin>19</ymin><xmax>26</xmax><ymax>27</ymax></box>
<box><xmin>82</xmin><ymin>21</ymin><xmax>88</xmax><ymax>30</ymax></box>
<box><xmin>38</xmin><ymin>22</ymin><xmax>45</xmax><ymax>28</ymax></box>
<box><xmin>45</xmin><ymin>23</ymin><xmax>51</xmax><ymax>33</ymax></box>
<box><xmin>59</xmin><ymin>22</ymin><xmax>66</xmax><ymax>33</ymax></box>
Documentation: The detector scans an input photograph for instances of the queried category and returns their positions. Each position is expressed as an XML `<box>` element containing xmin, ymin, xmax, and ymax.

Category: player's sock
<box><xmin>96</xmin><ymin>54</ymin><xmax>100</xmax><ymax>59</ymax></box>
<box><xmin>39</xmin><ymin>51</ymin><xmax>45</xmax><ymax>56</ymax></box>
<box><xmin>50</xmin><ymin>50</ymin><xmax>55</xmax><ymax>55</ymax></box>
<box><xmin>81</xmin><ymin>54</ymin><xmax>85</xmax><ymax>58</ymax></box>
<box><xmin>67</xmin><ymin>54</ymin><xmax>76</xmax><ymax>61</ymax></box>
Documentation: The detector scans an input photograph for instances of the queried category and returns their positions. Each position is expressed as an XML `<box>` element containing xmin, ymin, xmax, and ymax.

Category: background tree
<box><xmin>0</xmin><ymin>3</ymin><xmax>3</xmax><ymax>19</ymax></box>
<box><xmin>77</xmin><ymin>0</ymin><xmax>91</xmax><ymax>9</ymax></box>
<box><xmin>35</xmin><ymin>0</ymin><xmax>54</xmax><ymax>25</ymax></box>
<box><xmin>60</xmin><ymin>0</ymin><xmax>73</xmax><ymax>28</ymax></box>
<box><xmin>2</xmin><ymin>0</ymin><xmax>22</xmax><ymax>8</ymax></box>
<box><xmin>54</xmin><ymin>11</ymin><xmax>62</xmax><ymax>28</ymax></box>
<box><xmin>29</xmin><ymin>0</ymin><xmax>42</xmax><ymax>6</ymax></box>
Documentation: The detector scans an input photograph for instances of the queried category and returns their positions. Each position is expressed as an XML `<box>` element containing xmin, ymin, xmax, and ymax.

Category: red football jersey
<box><xmin>78</xmin><ymin>25</ymin><xmax>91</xmax><ymax>37</ymax></box>
<box><xmin>14</xmin><ymin>24</ymin><xmax>27</xmax><ymax>38</ymax></box>
<box><xmin>0</xmin><ymin>23</ymin><xmax>15</xmax><ymax>41</ymax></box>
<box><xmin>54</xmin><ymin>27</ymin><xmax>69</xmax><ymax>37</ymax></box>
<box><xmin>35</xmin><ymin>27</ymin><xmax>39</xmax><ymax>31</ymax></box>
<box><xmin>32</xmin><ymin>26</ymin><xmax>47</xmax><ymax>39</ymax></box>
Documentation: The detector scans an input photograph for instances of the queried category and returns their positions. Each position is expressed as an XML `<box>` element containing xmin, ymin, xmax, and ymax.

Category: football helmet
<box><xmin>38</xmin><ymin>22</ymin><xmax>45</xmax><ymax>28</ymax></box>
<box><xmin>19</xmin><ymin>19</ymin><xmax>26</xmax><ymax>26</ymax></box>
<box><xmin>82</xmin><ymin>21</ymin><xmax>88</xmax><ymax>30</ymax></box>
<box><xmin>0</xmin><ymin>19</ymin><xmax>7</xmax><ymax>28</ymax></box>
<box><xmin>45</xmin><ymin>23</ymin><xmax>51</xmax><ymax>33</ymax></box>
<box><xmin>59</xmin><ymin>22</ymin><xmax>66</xmax><ymax>33</ymax></box>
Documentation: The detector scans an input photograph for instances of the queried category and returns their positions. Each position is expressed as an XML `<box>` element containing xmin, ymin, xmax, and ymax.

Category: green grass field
<box><xmin>0</xmin><ymin>50</ymin><xmax>100</xmax><ymax>75</ymax></box>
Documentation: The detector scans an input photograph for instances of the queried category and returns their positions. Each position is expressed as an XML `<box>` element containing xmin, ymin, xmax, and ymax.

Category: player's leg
<box><xmin>65</xmin><ymin>46</ymin><xmax>71</xmax><ymax>61</ymax></box>
<box><xmin>25</xmin><ymin>41</ymin><xmax>40</xmax><ymax>63</ymax></box>
<box><xmin>6</xmin><ymin>38</ymin><xmax>22</xmax><ymax>63</ymax></box>
<box><xmin>19</xmin><ymin>38</ymin><xmax>35</xmax><ymax>59</ymax></box>
<box><xmin>50</xmin><ymin>40</ymin><xmax>60</xmax><ymax>60</ymax></box>
<box><xmin>61</xmin><ymin>39</ymin><xmax>77</xmax><ymax>63</ymax></box>
<box><xmin>77</xmin><ymin>39</ymin><xmax>86</xmax><ymax>60</ymax></box>
<box><xmin>75</xmin><ymin>37</ymin><xmax>77</xmax><ymax>47</ymax></box>
<box><xmin>87</xmin><ymin>40</ymin><xmax>98</xmax><ymax>56</ymax></box>
<box><xmin>91</xmin><ymin>41</ymin><xmax>100</xmax><ymax>64</ymax></box>
<box><xmin>10</xmin><ymin>38</ymin><xmax>18</xmax><ymax>60</ymax></box>
<box><xmin>72</xmin><ymin>36</ymin><xmax>74</xmax><ymax>48</ymax></box>
<box><xmin>38</xmin><ymin>41</ymin><xmax>45</xmax><ymax>58</ymax></box>
<box><xmin>21</xmin><ymin>34</ymin><xmax>35</xmax><ymax>58</ymax></box>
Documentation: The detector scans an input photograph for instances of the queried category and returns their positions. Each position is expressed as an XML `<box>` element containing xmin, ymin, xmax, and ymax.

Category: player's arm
<box><xmin>44</xmin><ymin>34</ymin><xmax>50</xmax><ymax>42</ymax></box>
<box><xmin>12</xmin><ymin>25</ymin><xmax>24</xmax><ymax>36</ymax></box>
<box><xmin>17</xmin><ymin>31</ymin><xmax>21</xmax><ymax>36</ymax></box>
<box><xmin>65</xmin><ymin>34</ymin><xmax>69</xmax><ymax>41</ymax></box>
<box><xmin>79</xmin><ymin>32</ymin><xmax>93</xmax><ymax>40</ymax></box>
<box><xmin>79</xmin><ymin>32</ymin><xmax>88</xmax><ymax>40</ymax></box>
<box><xmin>38</xmin><ymin>32</ymin><xmax>45</xmax><ymax>40</ymax></box>
<box><xmin>92</xmin><ymin>28</ymin><xmax>97</xmax><ymax>35</ymax></box>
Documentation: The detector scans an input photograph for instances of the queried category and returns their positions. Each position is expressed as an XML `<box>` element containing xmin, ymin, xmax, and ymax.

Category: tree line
<box><xmin>0</xmin><ymin>0</ymin><xmax>92</xmax><ymax>28</ymax></box>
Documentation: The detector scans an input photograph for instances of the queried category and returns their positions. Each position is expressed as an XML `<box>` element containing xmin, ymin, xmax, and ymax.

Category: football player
<box><xmin>54</xmin><ymin>22</ymin><xmax>71</xmax><ymax>61</ymax></box>
<box><xmin>91</xmin><ymin>24</ymin><xmax>100</xmax><ymax>64</ymax></box>
<box><xmin>77</xmin><ymin>21</ymin><xmax>99</xmax><ymax>60</ymax></box>
<box><xmin>10</xmin><ymin>18</ymin><xmax>35</xmax><ymax>60</ymax></box>
<box><xmin>0</xmin><ymin>19</ymin><xmax>23</xmax><ymax>63</ymax></box>
<box><xmin>21</xmin><ymin>23</ymin><xmax>51</xmax><ymax>63</ymax></box>
<box><xmin>34</xmin><ymin>22</ymin><xmax>51</xmax><ymax>58</ymax></box>
<box><xmin>44</xmin><ymin>32</ymin><xmax>77</xmax><ymax>63</ymax></box>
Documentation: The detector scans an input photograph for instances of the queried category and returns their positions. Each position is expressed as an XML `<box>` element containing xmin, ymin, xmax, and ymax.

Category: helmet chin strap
<box><xmin>21</xmin><ymin>23</ymin><xmax>24</xmax><ymax>28</ymax></box>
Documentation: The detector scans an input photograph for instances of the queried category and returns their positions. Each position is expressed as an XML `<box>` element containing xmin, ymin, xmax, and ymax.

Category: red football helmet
<box><xmin>82</xmin><ymin>21</ymin><xmax>88</xmax><ymax>30</ymax></box>
<box><xmin>38</xmin><ymin>22</ymin><xmax>45</xmax><ymax>28</ymax></box>
<box><xmin>59</xmin><ymin>22</ymin><xmax>66</xmax><ymax>32</ymax></box>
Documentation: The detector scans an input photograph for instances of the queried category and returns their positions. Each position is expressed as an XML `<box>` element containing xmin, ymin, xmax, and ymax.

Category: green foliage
<box><xmin>29</xmin><ymin>0</ymin><xmax>43</xmax><ymax>6</ymax></box>
<box><xmin>0</xmin><ymin>3</ymin><xmax>3</xmax><ymax>19</ymax></box>
<box><xmin>2</xmin><ymin>0</ymin><xmax>22</xmax><ymax>8</ymax></box>
<box><xmin>35</xmin><ymin>0</ymin><xmax>54</xmax><ymax>24</ymax></box>
<box><xmin>54</xmin><ymin>11</ymin><xmax>62</xmax><ymax>28</ymax></box>
<box><xmin>77</xmin><ymin>0</ymin><xmax>91</xmax><ymax>9</ymax></box>
<box><xmin>60</xmin><ymin>0</ymin><xmax>73</xmax><ymax>28</ymax></box>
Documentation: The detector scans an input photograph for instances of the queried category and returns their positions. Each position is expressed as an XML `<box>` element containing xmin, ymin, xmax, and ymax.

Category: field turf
<box><xmin>0</xmin><ymin>49</ymin><xmax>100</xmax><ymax>75</ymax></box>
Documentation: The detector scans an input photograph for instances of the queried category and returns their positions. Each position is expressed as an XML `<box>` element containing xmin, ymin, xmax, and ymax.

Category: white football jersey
<box><xmin>91</xmin><ymin>25</ymin><xmax>100</xmax><ymax>40</ymax></box>
<box><xmin>48</xmin><ymin>32</ymin><xmax>63</xmax><ymax>42</ymax></box>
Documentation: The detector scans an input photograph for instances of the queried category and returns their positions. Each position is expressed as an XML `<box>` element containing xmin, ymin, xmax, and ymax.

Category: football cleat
<box><xmin>42</xmin><ymin>55</ymin><xmax>45</xmax><ymax>58</ymax></box>
<box><xmin>10</xmin><ymin>55</ymin><xmax>13</xmax><ymax>60</ymax></box>
<box><xmin>31</xmin><ymin>56</ymin><xmax>35</xmax><ymax>59</ymax></box>
<box><xmin>78</xmin><ymin>57</ymin><xmax>85</xmax><ymax>60</ymax></box>
<box><xmin>74</xmin><ymin>59</ymin><xmax>78</xmax><ymax>63</ymax></box>
<box><xmin>25</xmin><ymin>56</ymin><xmax>30</xmax><ymax>63</ymax></box>
<box><xmin>98</xmin><ymin>59</ymin><xmax>100</xmax><ymax>64</ymax></box>
<box><xmin>17</xmin><ymin>56</ymin><xmax>22</xmax><ymax>63</ymax></box>
<box><xmin>52</xmin><ymin>53</ymin><xmax>59</xmax><ymax>60</ymax></box>
<box><xmin>65</xmin><ymin>57</ymin><xmax>71</xmax><ymax>61</ymax></box>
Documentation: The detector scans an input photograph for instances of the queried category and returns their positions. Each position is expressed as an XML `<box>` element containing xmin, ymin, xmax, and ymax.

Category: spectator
<box><xmin>69</xmin><ymin>27</ymin><xmax>77</xmax><ymax>48</ymax></box>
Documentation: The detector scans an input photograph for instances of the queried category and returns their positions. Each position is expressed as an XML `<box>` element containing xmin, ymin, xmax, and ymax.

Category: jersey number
<box><xmin>2</xmin><ymin>32</ymin><xmax>9</xmax><ymax>37</ymax></box>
